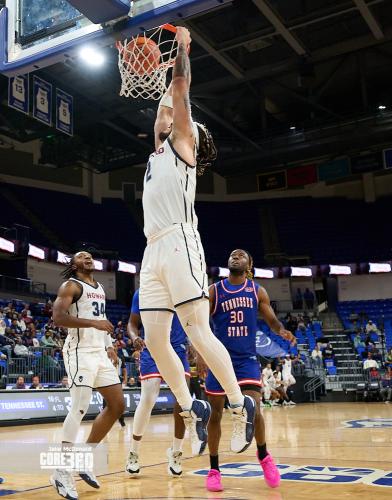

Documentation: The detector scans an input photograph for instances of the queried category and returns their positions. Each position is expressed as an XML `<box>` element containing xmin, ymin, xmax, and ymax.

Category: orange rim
<box><xmin>161</xmin><ymin>23</ymin><xmax>177</xmax><ymax>33</ymax></box>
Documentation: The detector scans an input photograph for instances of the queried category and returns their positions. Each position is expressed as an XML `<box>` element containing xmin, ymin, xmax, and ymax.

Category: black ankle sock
<box><xmin>257</xmin><ymin>443</ymin><xmax>268</xmax><ymax>460</ymax></box>
<box><xmin>210</xmin><ymin>455</ymin><xmax>219</xmax><ymax>471</ymax></box>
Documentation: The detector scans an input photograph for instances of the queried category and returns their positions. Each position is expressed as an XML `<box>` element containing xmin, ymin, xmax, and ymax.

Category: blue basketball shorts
<box><xmin>205</xmin><ymin>356</ymin><xmax>261</xmax><ymax>395</ymax></box>
<box><xmin>140</xmin><ymin>345</ymin><xmax>190</xmax><ymax>380</ymax></box>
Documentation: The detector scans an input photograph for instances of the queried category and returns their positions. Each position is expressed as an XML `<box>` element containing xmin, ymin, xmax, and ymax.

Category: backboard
<box><xmin>0</xmin><ymin>0</ymin><xmax>232</xmax><ymax>76</ymax></box>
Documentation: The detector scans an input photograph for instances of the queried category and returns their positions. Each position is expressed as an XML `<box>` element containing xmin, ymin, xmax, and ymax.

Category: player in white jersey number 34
<box><xmin>139</xmin><ymin>26</ymin><xmax>256</xmax><ymax>458</ymax></box>
<box><xmin>50</xmin><ymin>251</ymin><xmax>124</xmax><ymax>500</ymax></box>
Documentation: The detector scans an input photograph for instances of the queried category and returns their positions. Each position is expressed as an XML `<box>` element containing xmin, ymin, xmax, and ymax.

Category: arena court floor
<box><xmin>1</xmin><ymin>402</ymin><xmax>391</xmax><ymax>499</ymax></box>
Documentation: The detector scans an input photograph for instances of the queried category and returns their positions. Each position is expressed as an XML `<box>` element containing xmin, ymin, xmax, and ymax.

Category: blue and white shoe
<box><xmin>180</xmin><ymin>399</ymin><xmax>211</xmax><ymax>456</ymax></box>
<box><xmin>79</xmin><ymin>471</ymin><xmax>100</xmax><ymax>489</ymax></box>
<box><xmin>229</xmin><ymin>395</ymin><xmax>256</xmax><ymax>453</ymax></box>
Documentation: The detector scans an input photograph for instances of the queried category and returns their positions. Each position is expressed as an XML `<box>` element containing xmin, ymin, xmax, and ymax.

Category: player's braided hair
<box><xmin>244</xmin><ymin>250</ymin><xmax>254</xmax><ymax>280</ymax></box>
<box><xmin>61</xmin><ymin>254</ymin><xmax>77</xmax><ymax>280</ymax></box>
<box><xmin>196</xmin><ymin>124</ymin><xmax>217</xmax><ymax>176</ymax></box>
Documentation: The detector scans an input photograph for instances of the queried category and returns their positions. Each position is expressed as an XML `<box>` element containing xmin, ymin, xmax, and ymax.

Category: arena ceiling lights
<box><xmin>57</xmin><ymin>251</ymin><xmax>69</xmax><ymax>264</ymax></box>
<box><xmin>28</xmin><ymin>244</ymin><xmax>45</xmax><ymax>260</ymax></box>
<box><xmin>329</xmin><ymin>265</ymin><xmax>352</xmax><ymax>275</ymax></box>
<box><xmin>369</xmin><ymin>262</ymin><xmax>392</xmax><ymax>273</ymax></box>
<box><xmin>0</xmin><ymin>237</ymin><xmax>15</xmax><ymax>253</ymax></box>
<box><xmin>254</xmin><ymin>268</ymin><xmax>274</xmax><ymax>279</ymax></box>
<box><xmin>291</xmin><ymin>267</ymin><xmax>312</xmax><ymax>277</ymax></box>
<box><xmin>118</xmin><ymin>261</ymin><xmax>137</xmax><ymax>274</ymax></box>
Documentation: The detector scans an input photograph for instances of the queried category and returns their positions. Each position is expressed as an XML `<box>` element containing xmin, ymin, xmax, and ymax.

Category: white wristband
<box><xmin>159</xmin><ymin>95</ymin><xmax>173</xmax><ymax>109</ymax></box>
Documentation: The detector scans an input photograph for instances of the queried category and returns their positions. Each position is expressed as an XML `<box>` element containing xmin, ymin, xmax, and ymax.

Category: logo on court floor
<box><xmin>342</xmin><ymin>418</ymin><xmax>392</xmax><ymax>428</ymax></box>
<box><xmin>189</xmin><ymin>463</ymin><xmax>392</xmax><ymax>488</ymax></box>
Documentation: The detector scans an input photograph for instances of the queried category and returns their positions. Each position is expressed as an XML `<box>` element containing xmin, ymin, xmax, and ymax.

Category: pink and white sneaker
<box><xmin>205</xmin><ymin>469</ymin><xmax>224</xmax><ymax>492</ymax></box>
<box><xmin>257</xmin><ymin>452</ymin><xmax>281</xmax><ymax>488</ymax></box>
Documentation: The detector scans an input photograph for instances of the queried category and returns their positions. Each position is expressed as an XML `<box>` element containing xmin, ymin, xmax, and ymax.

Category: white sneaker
<box><xmin>79</xmin><ymin>471</ymin><xmax>100</xmax><ymax>489</ymax></box>
<box><xmin>167</xmin><ymin>448</ymin><xmax>182</xmax><ymax>477</ymax></box>
<box><xmin>282</xmin><ymin>401</ymin><xmax>289</xmax><ymax>406</ymax></box>
<box><xmin>288</xmin><ymin>400</ymin><xmax>296</xmax><ymax>405</ymax></box>
<box><xmin>271</xmin><ymin>401</ymin><xmax>279</xmax><ymax>406</ymax></box>
<box><xmin>229</xmin><ymin>395</ymin><xmax>256</xmax><ymax>453</ymax></box>
<box><xmin>50</xmin><ymin>469</ymin><xmax>78</xmax><ymax>500</ymax></box>
<box><xmin>126</xmin><ymin>451</ymin><xmax>140</xmax><ymax>476</ymax></box>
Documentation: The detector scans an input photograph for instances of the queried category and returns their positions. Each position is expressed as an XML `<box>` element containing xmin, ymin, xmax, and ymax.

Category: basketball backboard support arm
<box><xmin>0</xmin><ymin>0</ymin><xmax>232</xmax><ymax>76</ymax></box>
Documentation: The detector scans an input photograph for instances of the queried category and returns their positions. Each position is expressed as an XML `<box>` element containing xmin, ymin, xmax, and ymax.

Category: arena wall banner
<box><xmin>383</xmin><ymin>148</ymin><xmax>392</xmax><ymax>169</ymax></box>
<box><xmin>258</xmin><ymin>170</ymin><xmax>287</xmax><ymax>191</ymax></box>
<box><xmin>33</xmin><ymin>75</ymin><xmax>52</xmax><ymax>126</ymax></box>
<box><xmin>8</xmin><ymin>74</ymin><xmax>29</xmax><ymax>115</ymax></box>
<box><xmin>318</xmin><ymin>157</ymin><xmax>350</xmax><ymax>181</ymax></box>
<box><xmin>287</xmin><ymin>164</ymin><xmax>317</xmax><ymax>187</ymax></box>
<box><xmin>350</xmin><ymin>152</ymin><xmax>383</xmax><ymax>174</ymax></box>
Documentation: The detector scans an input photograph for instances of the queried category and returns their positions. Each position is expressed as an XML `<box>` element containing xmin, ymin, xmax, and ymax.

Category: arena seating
<box><xmin>3</xmin><ymin>184</ymin><xmax>392</xmax><ymax>265</ymax></box>
<box><xmin>337</xmin><ymin>299</ymin><xmax>392</xmax><ymax>351</ymax></box>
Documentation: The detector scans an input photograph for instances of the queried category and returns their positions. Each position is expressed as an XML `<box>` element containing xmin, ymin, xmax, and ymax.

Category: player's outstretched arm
<box><xmin>171</xmin><ymin>27</ymin><xmax>194</xmax><ymax>164</ymax></box>
<box><xmin>258</xmin><ymin>287</ymin><xmax>296</xmax><ymax>345</ymax></box>
<box><xmin>53</xmin><ymin>281</ymin><xmax>114</xmax><ymax>333</ymax></box>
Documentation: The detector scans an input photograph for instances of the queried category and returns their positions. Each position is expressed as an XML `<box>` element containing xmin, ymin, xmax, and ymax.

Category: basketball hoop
<box><xmin>116</xmin><ymin>24</ymin><xmax>179</xmax><ymax>100</ymax></box>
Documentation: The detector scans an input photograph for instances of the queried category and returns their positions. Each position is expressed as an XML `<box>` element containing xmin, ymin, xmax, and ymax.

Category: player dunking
<box><xmin>126</xmin><ymin>288</ymin><xmax>190</xmax><ymax>476</ymax></box>
<box><xmin>204</xmin><ymin>249</ymin><xmax>296</xmax><ymax>492</ymax></box>
<box><xmin>139</xmin><ymin>26</ymin><xmax>256</xmax><ymax>456</ymax></box>
<box><xmin>51</xmin><ymin>252</ymin><xmax>125</xmax><ymax>500</ymax></box>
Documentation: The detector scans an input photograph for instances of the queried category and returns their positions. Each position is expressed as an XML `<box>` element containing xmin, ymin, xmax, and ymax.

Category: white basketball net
<box><xmin>117</xmin><ymin>25</ymin><xmax>178</xmax><ymax>100</ymax></box>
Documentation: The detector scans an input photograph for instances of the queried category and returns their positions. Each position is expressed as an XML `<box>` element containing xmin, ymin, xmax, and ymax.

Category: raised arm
<box><xmin>258</xmin><ymin>286</ymin><xmax>296</xmax><ymax>345</ymax></box>
<box><xmin>53</xmin><ymin>281</ymin><xmax>114</xmax><ymax>333</ymax></box>
<box><xmin>171</xmin><ymin>27</ymin><xmax>194</xmax><ymax>164</ymax></box>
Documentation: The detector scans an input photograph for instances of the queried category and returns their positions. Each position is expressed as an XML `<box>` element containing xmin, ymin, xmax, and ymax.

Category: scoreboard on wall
<box><xmin>0</xmin><ymin>388</ymin><xmax>175</xmax><ymax>425</ymax></box>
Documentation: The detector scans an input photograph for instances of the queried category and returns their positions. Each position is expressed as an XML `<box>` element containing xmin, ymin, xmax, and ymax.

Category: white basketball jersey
<box><xmin>63</xmin><ymin>278</ymin><xmax>110</xmax><ymax>353</ymax></box>
<box><xmin>12</xmin><ymin>77</ymin><xmax>25</xmax><ymax>102</ymax></box>
<box><xmin>282</xmin><ymin>359</ymin><xmax>292</xmax><ymax>376</ymax></box>
<box><xmin>142</xmin><ymin>137</ymin><xmax>198</xmax><ymax>239</ymax></box>
<box><xmin>59</xmin><ymin>100</ymin><xmax>70</xmax><ymax>124</ymax></box>
<box><xmin>37</xmin><ymin>88</ymin><xmax>48</xmax><ymax>113</ymax></box>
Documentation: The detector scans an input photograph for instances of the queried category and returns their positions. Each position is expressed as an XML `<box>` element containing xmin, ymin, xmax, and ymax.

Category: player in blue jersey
<box><xmin>203</xmin><ymin>249</ymin><xmax>296</xmax><ymax>492</ymax></box>
<box><xmin>125</xmin><ymin>288</ymin><xmax>190</xmax><ymax>477</ymax></box>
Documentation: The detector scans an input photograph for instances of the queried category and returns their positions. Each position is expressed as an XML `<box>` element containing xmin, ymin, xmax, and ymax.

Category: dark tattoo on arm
<box><xmin>174</xmin><ymin>42</ymin><xmax>191</xmax><ymax>82</ymax></box>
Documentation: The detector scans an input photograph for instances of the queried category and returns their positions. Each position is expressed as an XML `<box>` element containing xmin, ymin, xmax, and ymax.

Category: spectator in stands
<box><xmin>43</xmin><ymin>299</ymin><xmax>53</xmax><ymax>317</ymax></box>
<box><xmin>363</xmin><ymin>352</ymin><xmax>379</xmax><ymax>370</ymax></box>
<box><xmin>56</xmin><ymin>375</ymin><xmax>69</xmax><ymax>388</ymax></box>
<box><xmin>13</xmin><ymin>336</ymin><xmax>32</xmax><ymax>357</ymax></box>
<box><xmin>286</xmin><ymin>314</ymin><xmax>298</xmax><ymax>334</ymax></box>
<box><xmin>40</xmin><ymin>329</ymin><xmax>59</xmax><ymax>348</ymax></box>
<box><xmin>294</xmin><ymin>289</ymin><xmax>303</xmax><ymax>309</ymax></box>
<box><xmin>29</xmin><ymin>375</ymin><xmax>43</xmax><ymax>390</ymax></box>
<box><xmin>354</xmin><ymin>332</ymin><xmax>365</xmax><ymax>350</ymax></box>
<box><xmin>386</xmin><ymin>348</ymin><xmax>392</xmax><ymax>366</ymax></box>
<box><xmin>10</xmin><ymin>319</ymin><xmax>23</xmax><ymax>336</ymax></box>
<box><xmin>365</xmin><ymin>320</ymin><xmax>379</xmax><ymax>335</ymax></box>
<box><xmin>380</xmin><ymin>367</ymin><xmax>392</xmax><ymax>403</ymax></box>
<box><xmin>21</xmin><ymin>310</ymin><xmax>33</xmax><ymax>326</ymax></box>
<box><xmin>311</xmin><ymin>345</ymin><xmax>323</xmax><ymax>367</ymax></box>
<box><xmin>3</xmin><ymin>302</ymin><xmax>13</xmax><ymax>315</ymax></box>
<box><xmin>297</xmin><ymin>315</ymin><xmax>306</xmax><ymax>331</ymax></box>
<box><xmin>0</xmin><ymin>333</ymin><xmax>13</xmax><ymax>359</ymax></box>
<box><xmin>16</xmin><ymin>313</ymin><xmax>26</xmax><ymax>332</ymax></box>
<box><xmin>323</xmin><ymin>343</ymin><xmax>334</xmax><ymax>361</ymax></box>
<box><xmin>12</xmin><ymin>376</ymin><xmax>26</xmax><ymax>389</ymax></box>
<box><xmin>304</xmin><ymin>288</ymin><xmax>314</xmax><ymax>309</ymax></box>
<box><xmin>0</xmin><ymin>318</ymin><xmax>6</xmax><ymax>335</ymax></box>
<box><xmin>115</xmin><ymin>332</ymin><xmax>126</xmax><ymax>350</ymax></box>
